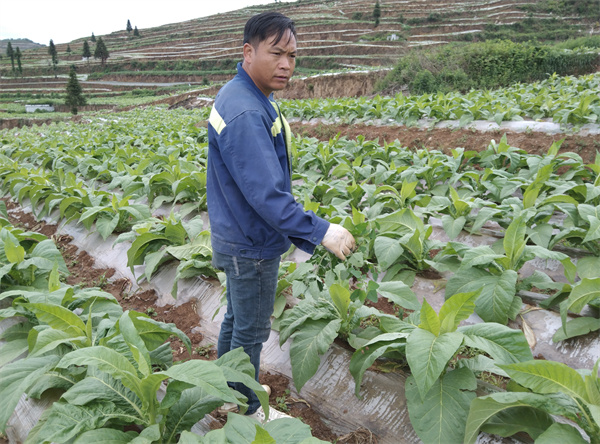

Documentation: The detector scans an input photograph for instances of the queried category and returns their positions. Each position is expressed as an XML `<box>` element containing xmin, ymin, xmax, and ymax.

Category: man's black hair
<box><xmin>243</xmin><ymin>12</ymin><xmax>296</xmax><ymax>47</ymax></box>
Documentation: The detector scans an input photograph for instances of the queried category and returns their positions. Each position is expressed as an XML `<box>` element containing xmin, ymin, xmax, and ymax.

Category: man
<box><xmin>207</xmin><ymin>11</ymin><xmax>356</xmax><ymax>420</ymax></box>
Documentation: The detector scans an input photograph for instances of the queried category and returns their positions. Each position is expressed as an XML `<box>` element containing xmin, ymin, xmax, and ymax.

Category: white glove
<box><xmin>321</xmin><ymin>223</ymin><xmax>356</xmax><ymax>260</ymax></box>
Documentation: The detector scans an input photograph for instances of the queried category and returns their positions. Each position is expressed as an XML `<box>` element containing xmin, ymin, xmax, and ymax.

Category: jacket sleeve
<box><xmin>217</xmin><ymin>109</ymin><xmax>329</xmax><ymax>252</ymax></box>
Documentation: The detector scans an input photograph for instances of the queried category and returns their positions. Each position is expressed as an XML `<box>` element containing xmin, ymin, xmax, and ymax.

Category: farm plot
<box><xmin>0</xmin><ymin>100</ymin><xmax>598</xmax><ymax>444</ymax></box>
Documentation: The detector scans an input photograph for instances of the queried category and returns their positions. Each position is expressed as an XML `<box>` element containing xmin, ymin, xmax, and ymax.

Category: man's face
<box><xmin>242</xmin><ymin>30</ymin><xmax>296</xmax><ymax>97</ymax></box>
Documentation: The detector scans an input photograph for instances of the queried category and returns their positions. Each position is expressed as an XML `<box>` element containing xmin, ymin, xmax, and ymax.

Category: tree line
<box><xmin>6</xmin><ymin>19</ymin><xmax>140</xmax><ymax>77</ymax></box>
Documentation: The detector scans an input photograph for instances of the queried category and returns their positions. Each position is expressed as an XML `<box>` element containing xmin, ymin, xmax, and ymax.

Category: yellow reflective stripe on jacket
<box><xmin>271</xmin><ymin>114</ymin><xmax>283</xmax><ymax>138</ymax></box>
<box><xmin>281</xmin><ymin>113</ymin><xmax>292</xmax><ymax>154</ymax></box>
<box><xmin>270</xmin><ymin>101</ymin><xmax>292</xmax><ymax>172</ymax></box>
<box><xmin>209</xmin><ymin>106</ymin><xmax>226</xmax><ymax>135</ymax></box>
<box><xmin>271</xmin><ymin>110</ymin><xmax>292</xmax><ymax>151</ymax></box>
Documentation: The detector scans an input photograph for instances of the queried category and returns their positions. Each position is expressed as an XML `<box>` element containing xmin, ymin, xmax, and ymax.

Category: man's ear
<box><xmin>242</xmin><ymin>42</ymin><xmax>253</xmax><ymax>64</ymax></box>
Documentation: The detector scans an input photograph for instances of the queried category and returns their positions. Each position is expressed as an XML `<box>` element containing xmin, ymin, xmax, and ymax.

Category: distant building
<box><xmin>25</xmin><ymin>104</ymin><xmax>54</xmax><ymax>113</ymax></box>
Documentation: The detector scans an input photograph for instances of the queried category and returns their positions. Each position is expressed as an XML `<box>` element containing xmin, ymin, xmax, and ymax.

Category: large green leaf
<box><xmin>210</xmin><ymin>412</ymin><xmax>321</xmax><ymax>444</ymax></box>
<box><xmin>349</xmin><ymin>333</ymin><xmax>408</xmax><ymax>396</ymax></box>
<box><xmin>374</xmin><ymin>236</ymin><xmax>403</xmax><ymax>270</ymax></box>
<box><xmin>25</xmin><ymin>302</ymin><xmax>86</xmax><ymax>336</ymax></box>
<box><xmin>35</xmin><ymin>400</ymin><xmax>140</xmax><ymax>444</ymax></box>
<box><xmin>479</xmin><ymin>407</ymin><xmax>554</xmax><ymax>441</ymax></box>
<box><xmin>28</xmin><ymin>328</ymin><xmax>86</xmax><ymax>357</ymax></box>
<box><xmin>375</xmin><ymin>208</ymin><xmax>425</xmax><ymax>236</ymax></box>
<box><xmin>132</xmin><ymin>315</ymin><xmax>191</xmax><ymax>356</ymax></box>
<box><xmin>0</xmin><ymin>355</ymin><xmax>59</xmax><ymax>433</ymax></box>
<box><xmin>4</xmin><ymin>236</ymin><xmax>25</xmax><ymax>263</ymax></box>
<box><xmin>419</xmin><ymin>299</ymin><xmax>440</xmax><ymax>336</ymax></box>
<box><xmin>73</xmin><ymin>428</ymin><xmax>139</xmax><ymax>443</ymax></box>
<box><xmin>447</xmin><ymin>269</ymin><xmax>518</xmax><ymax>324</ymax></box>
<box><xmin>535</xmin><ymin>422</ymin><xmax>588</xmax><ymax>444</ymax></box>
<box><xmin>329</xmin><ymin>283</ymin><xmax>350</xmax><ymax>321</ymax></box>
<box><xmin>500</xmin><ymin>360</ymin><xmax>589</xmax><ymax>402</ymax></box>
<box><xmin>0</xmin><ymin>321</ymin><xmax>30</xmax><ymax>366</ymax></box>
<box><xmin>142</xmin><ymin>248</ymin><xmax>169</xmax><ymax>281</ymax></box>
<box><xmin>439</xmin><ymin>290</ymin><xmax>479</xmax><ymax>334</ymax></box>
<box><xmin>279</xmin><ymin>299</ymin><xmax>336</xmax><ymax>345</ymax></box>
<box><xmin>263</xmin><ymin>416</ymin><xmax>324</xmax><ymax>443</ymax></box>
<box><xmin>376</xmin><ymin>281</ymin><xmax>420</xmax><ymax>311</ymax></box>
<box><xmin>503</xmin><ymin>216</ymin><xmax>526</xmax><ymax>269</ymax></box>
<box><xmin>27</xmin><ymin>239</ymin><xmax>68</xmax><ymax>273</ymax></box>
<box><xmin>166</xmin><ymin>235</ymin><xmax>212</xmax><ymax>260</ymax></box>
<box><xmin>127</xmin><ymin>232</ymin><xmax>169</xmax><ymax>269</ymax></box>
<box><xmin>456</xmin><ymin>355</ymin><xmax>508</xmax><ymax>377</ymax></box>
<box><xmin>61</xmin><ymin>367</ymin><xmax>143</xmax><ymax>418</ymax></box>
<box><xmin>464</xmin><ymin>391</ymin><xmax>584</xmax><ymax>444</ymax></box>
<box><xmin>289</xmin><ymin>318</ymin><xmax>342</xmax><ymax>392</ymax></box>
<box><xmin>577</xmin><ymin>257</ymin><xmax>600</xmax><ymax>279</ymax></box>
<box><xmin>214</xmin><ymin>347</ymin><xmax>269</xmax><ymax>414</ymax></box>
<box><xmin>406</xmin><ymin>329</ymin><xmax>463</xmax><ymax>399</ymax></box>
<box><xmin>562</xmin><ymin>278</ymin><xmax>600</xmax><ymax>315</ymax></box>
<box><xmin>118</xmin><ymin>311</ymin><xmax>151</xmax><ymax>377</ymax></box>
<box><xmin>441</xmin><ymin>215</ymin><xmax>466</xmax><ymax>240</ymax></box>
<box><xmin>458</xmin><ymin>245</ymin><xmax>503</xmax><ymax>269</ymax></box>
<box><xmin>583</xmin><ymin>216</ymin><xmax>600</xmax><ymax>243</ymax></box>
<box><xmin>178</xmin><ymin>430</ymin><xmax>207</xmax><ymax>443</ymax></box>
<box><xmin>458</xmin><ymin>322</ymin><xmax>533</xmax><ymax>364</ymax></box>
<box><xmin>57</xmin><ymin>346</ymin><xmax>142</xmax><ymax>397</ymax></box>
<box><xmin>406</xmin><ymin>368</ymin><xmax>476</xmax><ymax>444</ymax></box>
<box><xmin>552</xmin><ymin>316</ymin><xmax>600</xmax><ymax>342</ymax></box>
<box><xmin>161</xmin><ymin>359</ymin><xmax>239</xmax><ymax>404</ymax></box>
<box><xmin>0</xmin><ymin>337</ymin><xmax>28</xmax><ymax>366</ymax></box>
<box><xmin>163</xmin><ymin>386</ymin><xmax>223</xmax><ymax>443</ymax></box>
<box><xmin>96</xmin><ymin>213</ymin><xmax>120</xmax><ymax>240</ymax></box>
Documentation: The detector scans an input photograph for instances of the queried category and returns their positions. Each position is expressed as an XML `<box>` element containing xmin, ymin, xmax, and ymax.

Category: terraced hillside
<box><xmin>2</xmin><ymin>0</ymin><xmax>594</xmax><ymax>78</ymax></box>
<box><xmin>0</xmin><ymin>0</ymin><xmax>597</xmax><ymax>119</ymax></box>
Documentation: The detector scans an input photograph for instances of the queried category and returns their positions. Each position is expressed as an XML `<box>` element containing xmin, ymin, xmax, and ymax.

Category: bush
<box><xmin>410</xmin><ymin>69</ymin><xmax>438</xmax><ymax>94</ymax></box>
<box><xmin>377</xmin><ymin>40</ymin><xmax>599</xmax><ymax>94</ymax></box>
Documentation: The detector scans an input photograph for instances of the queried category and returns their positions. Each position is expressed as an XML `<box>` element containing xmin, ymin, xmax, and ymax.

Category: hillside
<box><xmin>0</xmin><ymin>38</ymin><xmax>44</xmax><ymax>52</ymax></box>
<box><xmin>4</xmin><ymin>0</ymin><xmax>598</xmax><ymax>76</ymax></box>
<box><xmin>0</xmin><ymin>0</ymin><xmax>597</xmax><ymax>114</ymax></box>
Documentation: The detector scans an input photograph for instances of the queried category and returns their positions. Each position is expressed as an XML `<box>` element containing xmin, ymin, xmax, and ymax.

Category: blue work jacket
<box><xmin>207</xmin><ymin>63</ymin><xmax>329</xmax><ymax>259</ymax></box>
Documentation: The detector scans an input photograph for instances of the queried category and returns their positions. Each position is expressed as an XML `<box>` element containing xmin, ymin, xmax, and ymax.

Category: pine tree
<box><xmin>82</xmin><ymin>41</ymin><xmax>91</xmax><ymax>61</ymax></box>
<box><xmin>93</xmin><ymin>37</ymin><xmax>109</xmax><ymax>66</ymax></box>
<box><xmin>373</xmin><ymin>0</ymin><xmax>381</xmax><ymax>27</ymax></box>
<box><xmin>14</xmin><ymin>47</ymin><xmax>22</xmax><ymax>75</ymax></box>
<box><xmin>66</xmin><ymin>44</ymin><xmax>71</xmax><ymax>54</ymax></box>
<box><xmin>91</xmin><ymin>32</ymin><xmax>96</xmax><ymax>43</ymax></box>
<box><xmin>126</xmin><ymin>19</ymin><xmax>133</xmax><ymax>33</ymax></box>
<box><xmin>6</xmin><ymin>42</ymin><xmax>15</xmax><ymax>73</ymax></box>
<box><xmin>134</xmin><ymin>26</ymin><xmax>140</xmax><ymax>37</ymax></box>
<box><xmin>48</xmin><ymin>39</ymin><xmax>58</xmax><ymax>77</ymax></box>
<box><xmin>65</xmin><ymin>66</ymin><xmax>86</xmax><ymax>115</ymax></box>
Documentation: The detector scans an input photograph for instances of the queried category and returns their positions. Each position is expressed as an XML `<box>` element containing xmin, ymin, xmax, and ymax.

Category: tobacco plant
<box><xmin>350</xmin><ymin>291</ymin><xmax>534</xmax><ymax>444</ymax></box>
<box><xmin>440</xmin><ymin>214</ymin><xmax>576</xmax><ymax>324</ymax></box>
<box><xmin>464</xmin><ymin>358</ymin><xmax>600</xmax><ymax>443</ymax></box>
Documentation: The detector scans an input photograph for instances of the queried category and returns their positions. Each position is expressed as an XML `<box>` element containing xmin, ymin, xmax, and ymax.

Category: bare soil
<box><xmin>290</xmin><ymin>122</ymin><xmax>600</xmax><ymax>164</ymax></box>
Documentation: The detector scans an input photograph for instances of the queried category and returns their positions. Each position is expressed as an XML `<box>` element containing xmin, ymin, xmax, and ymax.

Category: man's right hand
<box><xmin>321</xmin><ymin>223</ymin><xmax>356</xmax><ymax>260</ymax></box>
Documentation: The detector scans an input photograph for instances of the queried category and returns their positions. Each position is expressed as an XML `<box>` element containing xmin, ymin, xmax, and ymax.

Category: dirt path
<box><xmin>290</xmin><ymin>122</ymin><xmax>600</xmax><ymax>164</ymax></box>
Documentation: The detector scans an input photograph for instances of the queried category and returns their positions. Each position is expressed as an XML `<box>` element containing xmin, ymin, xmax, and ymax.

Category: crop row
<box><xmin>1</xmin><ymin>107</ymin><xmax>598</xmax><ymax>332</ymax></box>
<box><xmin>0</xmin><ymin>214</ymin><xmax>325</xmax><ymax>443</ymax></box>
<box><xmin>1</xmin><ymin>106</ymin><xmax>599</xmax><ymax>442</ymax></box>
<box><xmin>280</xmin><ymin>72</ymin><xmax>600</xmax><ymax>126</ymax></box>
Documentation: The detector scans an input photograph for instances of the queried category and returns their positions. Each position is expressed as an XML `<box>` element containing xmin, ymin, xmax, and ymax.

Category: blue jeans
<box><xmin>212</xmin><ymin>251</ymin><xmax>280</xmax><ymax>414</ymax></box>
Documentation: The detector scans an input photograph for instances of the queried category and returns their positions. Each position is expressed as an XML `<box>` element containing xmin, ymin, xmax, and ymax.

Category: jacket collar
<box><xmin>236</xmin><ymin>62</ymin><xmax>276</xmax><ymax>110</ymax></box>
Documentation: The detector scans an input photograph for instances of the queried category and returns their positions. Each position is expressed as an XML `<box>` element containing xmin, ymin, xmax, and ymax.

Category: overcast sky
<box><xmin>0</xmin><ymin>0</ymin><xmax>292</xmax><ymax>45</ymax></box>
